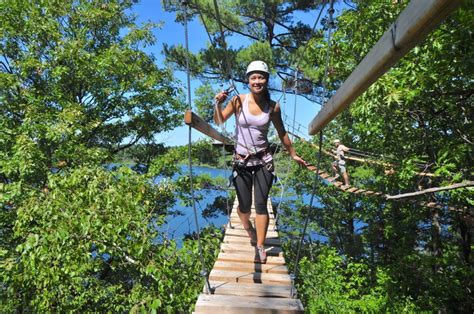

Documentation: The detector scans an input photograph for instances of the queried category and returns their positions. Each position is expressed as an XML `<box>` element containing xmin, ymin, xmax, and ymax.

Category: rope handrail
<box><xmin>291</xmin><ymin>0</ymin><xmax>334</xmax><ymax>299</ymax></box>
<box><xmin>288</xmin><ymin>130</ymin><xmax>438</xmax><ymax>177</ymax></box>
<box><xmin>299</xmin><ymin>162</ymin><xmax>473</xmax><ymax>223</ymax></box>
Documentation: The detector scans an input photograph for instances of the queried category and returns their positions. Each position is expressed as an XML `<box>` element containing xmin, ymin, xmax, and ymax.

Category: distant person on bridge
<box><xmin>332</xmin><ymin>139</ymin><xmax>350</xmax><ymax>187</ymax></box>
<box><xmin>214</xmin><ymin>60</ymin><xmax>308</xmax><ymax>264</ymax></box>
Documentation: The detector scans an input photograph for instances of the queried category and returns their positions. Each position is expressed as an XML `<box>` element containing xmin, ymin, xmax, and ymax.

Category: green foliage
<box><xmin>194</xmin><ymin>83</ymin><xmax>217</xmax><ymax>123</ymax></box>
<box><xmin>287</xmin><ymin>246</ymin><xmax>419</xmax><ymax>312</ymax></box>
<box><xmin>163</xmin><ymin>0</ymin><xmax>322</xmax><ymax>86</ymax></box>
<box><xmin>1</xmin><ymin>165</ymin><xmax>222</xmax><ymax>312</ymax></box>
<box><xmin>2</xmin><ymin>0</ymin><xmax>472</xmax><ymax>311</ymax></box>
<box><xmin>235</xmin><ymin>41</ymin><xmax>274</xmax><ymax>74</ymax></box>
<box><xmin>149</xmin><ymin>146</ymin><xmax>183</xmax><ymax>178</ymax></box>
<box><xmin>191</xmin><ymin>139</ymin><xmax>222</xmax><ymax>166</ymax></box>
<box><xmin>1</xmin><ymin>0</ymin><xmax>186</xmax><ymax>186</ymax></box>
<box><xmin>0</xmin><ymin>0</ymin><xmax>224</xmax><ymax>312</ymax></box>
<box><xmin>277</xmin><ymin>2</ymin><xmax>473</xmax><ymax>312</ymax></box>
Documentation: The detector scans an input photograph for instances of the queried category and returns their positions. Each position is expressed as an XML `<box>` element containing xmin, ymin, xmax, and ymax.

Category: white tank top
<box><xmin>235</xmin><ymin>94</ymin><xmax>272</xmax><ymax>159</ymax></box>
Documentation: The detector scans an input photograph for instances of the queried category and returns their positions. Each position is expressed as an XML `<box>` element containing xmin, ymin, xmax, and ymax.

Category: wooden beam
<box><xmin>386</xmin><ymin>181</ymin><xmax>474</xmax><ymax>200</ymax></box>
<box><xmin>184</xmin><ymin>110</ymin><xmax>233</xmax><ymax>144</ymax></box>
<box><xmin>308</xmin><ymin>0</ymin><xmax>462</xmax><ymax>135</ymax></box>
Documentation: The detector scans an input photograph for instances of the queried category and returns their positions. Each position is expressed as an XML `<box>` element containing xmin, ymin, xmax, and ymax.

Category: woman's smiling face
<box><xmin>248</xmin><ymin>72</ymin><xmax>268</xmax><ymax>94</ymax></box>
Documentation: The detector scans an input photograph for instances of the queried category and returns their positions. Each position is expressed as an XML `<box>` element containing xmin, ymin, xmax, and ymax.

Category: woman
<box><xmin>214</xmin><ymin>60</ymin><xmax>307</xmax><ymax>263</ymax></box>
<box><xmin>331</xmin><ymin>139</ymin><xmax>350</xmax><ymax>187</ymax></box>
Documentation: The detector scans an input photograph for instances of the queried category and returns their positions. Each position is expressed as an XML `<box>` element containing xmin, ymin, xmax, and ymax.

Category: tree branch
<box><xmin>456</xmin><ymin>128</ymin><xmax>473</xmax><ymax>145</ymax></box>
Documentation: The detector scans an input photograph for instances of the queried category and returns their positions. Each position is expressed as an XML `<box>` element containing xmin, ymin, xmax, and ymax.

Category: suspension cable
<box><xmin>292</xmin><ymin>0</ymin><xmax>327</xmax><ymax>71</ymax></box>
<box><xmin>276</xmin><ymin>0</ymin><xmax>326</xmax><ymax>225</ymax></box>
<box><xmin>182</xmin><ymin>0</ymin><xmax>212</xmax><ymax>295</ymax></box>
<box><xmin>274</xmin><ymin>70</ymin><xmax>301</xmax><ymax>230</ymax></box>
<box><xmin>290</xmin><ymin>0</ymin><xmax>334</xmax><ymax>299</ymax></box>
<box><xmin>212</xmin><ymin>0</ymin><xmax>232</xmax><ymax>80</ymax></box>
<box><xmin>274</xmin><ymin>0</ymin><xmax>329</xmax><ymax>232</ymax></box>
<box><xmin>290</xmin><ymin>130</ymin><xmax>323</xmax><ymax>298</ymax></box>
<box><xmin>321</xmin><ymin>0</ymin><xmax>335</xmax><ymax>107</ymax></box>
<box><xmin>211</xmin><ymin>0</ymin><xmax>259</xmax><ymax>156</ymax></box>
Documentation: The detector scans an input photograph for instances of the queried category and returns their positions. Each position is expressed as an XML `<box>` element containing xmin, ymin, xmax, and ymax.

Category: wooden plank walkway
<box><xmin>194</xmin><ymin>198</ymin><xmax>304</xmax><ymax>313</ymax></box>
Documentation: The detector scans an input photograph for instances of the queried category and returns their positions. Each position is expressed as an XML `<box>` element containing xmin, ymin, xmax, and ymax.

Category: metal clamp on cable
<box><xmin>391</xmin><ymin>23</ymin><xmax>401</xmax><ymax>52</ymax></box>
<box><xmin>290</xmin><ymin>273</ymin><xmax>297</xmax><ymax>298</ymax></box>
<box><xmin>200</xmin><ymin>270</ymin><xmax>215</xmax><ymax>294</ymax></box>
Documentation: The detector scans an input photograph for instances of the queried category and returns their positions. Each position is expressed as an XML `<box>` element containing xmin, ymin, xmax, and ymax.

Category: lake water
<box><xmin>156</xmin><ymin>165</ymin><xmax>331</xmax><ymax>245</ymax></box>
<box><xmin>156</xmin><ymin>165</ymin><xmax>231</xmax><ymax>241</ymax></box>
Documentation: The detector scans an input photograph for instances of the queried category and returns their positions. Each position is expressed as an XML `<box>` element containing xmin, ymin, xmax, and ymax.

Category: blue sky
<box><xmin>130</xmin><ymin>0</ymin><xmax>346</xmax><ymax>146</ymax></box>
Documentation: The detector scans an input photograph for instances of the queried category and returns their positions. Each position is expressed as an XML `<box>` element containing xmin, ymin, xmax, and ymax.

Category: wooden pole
<box><xmin>386</xmin><ymin>181</ymin><xmax>474</xmax><ymax>200</ymax></box>
<box><xmin>308</xmin><ymin>0</ymin><xmax>462</xmax><ymax>135</ymax></box>
<box><xmin>184</xmin><ymin>110</ymin><xmax>234</xmax><ymax>145</ymax></box>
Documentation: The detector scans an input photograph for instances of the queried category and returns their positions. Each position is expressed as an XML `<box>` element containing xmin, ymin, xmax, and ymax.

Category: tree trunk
<box><xmin>458</xmin><ymin>219</ymin><xmax>472</xmax><ymax>265</ymax></box>
<box><xmin>430</xmin><ymin>208</ymin><xmax>443</xmax><ymax>271</ymax></box>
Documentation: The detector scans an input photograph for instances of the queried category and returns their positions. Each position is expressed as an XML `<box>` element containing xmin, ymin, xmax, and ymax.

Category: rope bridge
<box><xmin>194</xmin><ymin>197</ymin><xmax>304</xmax><ymax>313</ymax></box>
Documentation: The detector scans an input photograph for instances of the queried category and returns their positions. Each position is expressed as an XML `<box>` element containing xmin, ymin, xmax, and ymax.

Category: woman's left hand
<box><xmin>292</xmin><ymin>154</ymin><xmax>309</xmax><ymax>168</ymax></box>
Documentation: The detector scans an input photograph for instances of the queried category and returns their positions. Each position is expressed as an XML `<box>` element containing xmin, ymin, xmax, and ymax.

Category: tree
<box><xmin>1</xmin><ymin>0</ymin><xmax>185</xmax><ymax>187</ymax></box>
<box><xmin>0</xmin><ymin>1</ymin><xmax>222</xmax><ymax>312</ymax></box>
<box><xmin>162</xmin><ymin>0</ymin><xmax>328</xmax><ymax>102</ymax></box>
<box><xmin>283</xmin><ymin>1</ymin><xmax>473</xmax><ymax>312</ymax></box>
<box><xmin>194</xmin><ymin>82</ymin><xmax>217</xmax><ymax>123</ymax></box>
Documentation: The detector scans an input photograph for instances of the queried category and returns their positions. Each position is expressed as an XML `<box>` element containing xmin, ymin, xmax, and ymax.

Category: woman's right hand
<box><xmin>214</xmin><ymin>90</ymin><xmax>229</xmax><ymax>104</ymax></box>
<box><xmin>292</xmin><ymin>154</ymin><xmax>309</xmax><ymax>168</ymax></box>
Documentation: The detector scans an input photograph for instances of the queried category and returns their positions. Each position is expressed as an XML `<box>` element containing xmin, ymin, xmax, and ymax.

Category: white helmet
<box><xmin>334</xmin><ymin>139</ymin><xmax>340</xmax><ymax>144</ymax></box>
<box><xmin>246</xmin><ymin>60</ymin><xmax>269</xmax><ymax>76</ymax></box>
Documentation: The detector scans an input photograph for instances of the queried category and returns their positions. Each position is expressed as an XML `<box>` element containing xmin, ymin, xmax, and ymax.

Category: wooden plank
<box><xmin>195</xmin><ymin>294</ymin><xmax>304</xmax><ymax>314</ymax></box>
<box><xmin>229</xmin><ymin>219</ymin><xmax>277</xmax><ymax>226</ymax></box>
<box><xmin>347</xmin><ymin>187</ymin><xmax>358</xmax><ymax>193</ymax></box>
<box><xmin>225</xmin><ymin>227</ymin><xmax>279</xmax><ymax>238</ymax></box>
<box><xmin>220</xmin><ymin>243</ymin><xmax>284</xmax><ymax>257</ymax></box>
<box><xmin>308</xmin><ymin>0</ymin><xmax>462</xmax><ymax>135</ymax></box>
<box><xmin>339</xmin><ymin>185</ymin><xmax>350</xmax><ymax>191</ymax></box>
<box><xmin>229</xmin><ymin>215</ymin><xmax>276</xmax><ymax>222</ymax></box>
<box><xmin>217</xmin><ymin>252</ymin><xmax>286</xmax><ymax>265</ymax></box>
<box><xmin>223</xmin><ymin>235</ymin><xmax>281</xmax><ymax>246</ymax></box>
<box><xmin>229</xmin><ymin>216</ymin><xmax>276</xmax><ymax>222</ymax></box>
<box><xmin>229</xmin><ymin>220</ymin><xmax>277</xmax><ymax>228</ymax></box>
<box><xmin>212</xmin><ymin>261</ymin><xmax>289</xmax><ymax>274</ymax></box>
<box><xmin>184</xmin><ymin>110</ymin><xmax>233</xmax><ymax>144</ymax></box>
<box><xmin>209</xmin><ymin>269</ymin><xmax>291</xmax><ymax>285</ymax></box>
<box><xmin>326</xmin><ymin>176</ymin><xmax>337</xmax><ymax>182</ymax></box>
<box><xmin>208</xmin><ymin>281</ymin><xmax>292</xmax><ymax>298</ymax></box>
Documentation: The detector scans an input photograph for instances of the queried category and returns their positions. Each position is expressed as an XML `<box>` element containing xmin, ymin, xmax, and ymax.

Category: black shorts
<box><xmin>233</xmin><ymin>164</ymin><xmax>274</xmax><ymax>215</ymax></box>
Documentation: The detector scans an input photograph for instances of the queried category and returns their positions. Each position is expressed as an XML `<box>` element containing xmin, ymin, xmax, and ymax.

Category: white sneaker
<box><xmin>254</xmin><ymin>246</ymin><xmax>267</xmax><ymax>264</ymax></box>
